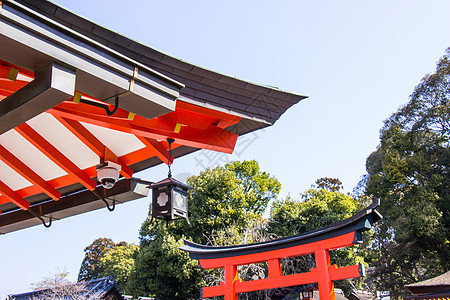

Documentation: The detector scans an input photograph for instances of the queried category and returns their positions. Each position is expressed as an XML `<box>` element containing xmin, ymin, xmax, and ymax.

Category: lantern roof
<box><xmin>0</xmin><ymin>0</ymin><xmax>306</xmax><ymax>233</ymax></box>
<box><xmin>151</xmin><ymin>177</ymin><xmax>191</xmax><ymax>190</ymax></box>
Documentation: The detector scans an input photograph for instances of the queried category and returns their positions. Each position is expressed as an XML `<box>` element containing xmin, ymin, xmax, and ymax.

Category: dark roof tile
<box><xmin>285</xmin><ymin>93</ymin><xmax>306</xmax><ymax>103</ymax></box>
<box><xmin>173</xmin><ymin>68</ymin><xmax>203</xmax><ymax>83</ymax></box>
<box><xmin>161</xmin><ymin>72</ymin><xmax>185</xmax><ymax>84</ymax></box>
<box><xmin>227</xmin><ymin>85</ymin><xmax>254</xmax><ymax>98</ymax></box>
<box><xmin>109</xmin><ymin>33</ymin><xmax>132</xmax><ymax>48</ymax></box>
<box><xmin>221</xmin><ymin>98</ymin><xmax>245</xmax><ymax>110</ymax></box>
<box><xmin>71</xmin><ymin>20</ymin><xmax>95</xmax><ymax>35</ymax></box>
<box><xmin>140</xmin><ymin>57</ymin><xmax>175</xmax><ymax>73</ymax></box>
<box><xmin>195</xmin><ymin>90</ymin><xmax>223</xmax><ymax>104</ymax></box>
<box><xmin>132</xmin><ymin>45</ymin><xmax>164</xmax><ymax>62</ymax></box>
<box><xmin>180</xmin><ymin>87</ymin><xmax>197</xmax><ymax>97</ymax></box>
<box><xmin>201</xmin><ymin>77</ymin><xmax>229</xmax><ymax>91</ymax></box>
<box><xmin>185</xmin><ymin>79</ymin><xmax>213</xmax><ymax>94</ymax></box>
<box><xmin>275</xmin><ymin>98</ymin><xmax>295</xmax><ymax>108</ymax></box>
<box><xmin>210</xmin><ymin>88</ymin><xmax>238</xmax><ymax>101</ymax></box>
<box><xmin>268</xmin><ymin>88</ymin><xmax>288</xmax><ymax>100</ymax></box>
<box><xmin>218</xmin><ymin>75</ymin><xmax>247</xmax><ymax>88</ymax></box>
<box><xmin>244</xmin><ymin>82</ymin><xmax>271</xmax><ymax>94</ymax></box>
<box><xmin>92</xmin><ymin>25</ymin><xmax>117</xmax><ymax>41</ymax></box>
<box><xmin>192</xmin><ymin>66</ymin><xmax>222</xmax><ymax>80</ymax></box>
<box><xmin>162</xmin><ymin>56</ymin><xmax>194</xmax><ymax>72</ymax></box>
<box><xmin>21</xmin><ymin>0</ymin><xmax>57</xmax><ymax>15</ymax></box>
<box><xmin>235</xmin><ymin>95</ymin><xmax>252</xmax><ymax>105</ymax></box>
<box><xmin>107</xmin><ymin>42</ymin><xmax>144</xmax><ymax>62</ymax></box>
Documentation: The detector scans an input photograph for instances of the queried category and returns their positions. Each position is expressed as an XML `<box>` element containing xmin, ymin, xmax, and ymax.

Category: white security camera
<box><xmin>96</xmin><ymin>161</ymin><xmax>121</xmax><ymax>189</ymax></box>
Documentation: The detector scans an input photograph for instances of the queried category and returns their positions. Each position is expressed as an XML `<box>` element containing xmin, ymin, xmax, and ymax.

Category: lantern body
<box><xmin>151</xmin><ymin>177</ymin><xmax>190</xmax><ymax>224</ymax></box>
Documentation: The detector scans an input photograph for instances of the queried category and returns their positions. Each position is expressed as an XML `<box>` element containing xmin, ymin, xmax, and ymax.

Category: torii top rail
<box><xmin>181</xmin><ymin>202</ymin><xmax>382</xmax><ymax>300</ymax></box>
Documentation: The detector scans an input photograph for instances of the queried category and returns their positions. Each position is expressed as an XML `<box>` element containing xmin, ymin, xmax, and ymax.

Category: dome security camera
<box><xmin>96</xmin><ymin>161</ymin><xmax>121</xmax><ymax>189</ymax></box>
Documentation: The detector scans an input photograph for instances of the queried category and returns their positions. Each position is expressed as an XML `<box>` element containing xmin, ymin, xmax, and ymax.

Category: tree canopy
<box><xmin>364</xmin><ymin>49</ymin><xmax>450</xmax><ymax>296</ymax></box>
<box><xmin>100</xmin><ymin>243</ymin><xmax>138</xmax><ymax>292</ymax></box>
<box><xmin>268</xmin><ymin>183</ymin><xmax>366</xmax><ymax>295</ymax></box>
<box><xmin>77</xmin><ymin>237</ymin><xmax>134</xmax><ymax>290</ymax></box>
<box><xmin>78</xmin><ymin>238</ymin><xmax>117</xmax><ymax>282</ymax></box>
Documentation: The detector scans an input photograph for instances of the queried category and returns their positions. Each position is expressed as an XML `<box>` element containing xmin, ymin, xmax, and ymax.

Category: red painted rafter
<box><xmin>176</xmin><ymin>101</ymin><xmax>241</xmax><ymax>129</ymax></box>
<box><xmin>0</xmin><ymin>145</ymin><xmax>61</xmax><ymax>200</ymax></box>
<box><xmin>136</xmin><ymin>136</ymin><xmax>173</xmax><ymax>165</ymax></box>
<box><xmin>54</xmin><ymin>116</ymin><xmax>133</xmax><ymax>179</ymax></box>
<box><xmin>0</xmin><ymin>90</ymin><xmax>13</xmax><ymax>97</ymax></box>
<box><xmin>49</xmin><ymin>102</ymin><xmax>238</xmax><ymax>153</ymax></box>
<box><xmin>15</xmin><ymin>123</ymin><xmax>97</xmax><ymax>191</ymax></box>
<box><xmin>0</xmin><ymin>80</ymin><xmax>29</xmax><ymax>92</ymax></box>
<box><xmin>0</xmin><ymin>180</ymin><xmax>30</xmax><ymax>210</ymax></box>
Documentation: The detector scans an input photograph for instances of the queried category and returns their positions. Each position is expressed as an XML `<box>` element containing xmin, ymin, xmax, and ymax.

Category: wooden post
<box><xmin>315</xmin><ymin>248</ymin><xmax>335</xmax><ymax>300</ymax></box>
<box><xmin>224</xmin><ymin>264</ymin><xmax>238</xmax><ymax>300</ymax></box>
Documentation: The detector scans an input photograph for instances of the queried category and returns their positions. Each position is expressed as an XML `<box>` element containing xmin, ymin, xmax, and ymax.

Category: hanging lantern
<box><xmin>150</xmin><ymin>138</ymin><xmax>191</xmax><ymax>225</ymax></box>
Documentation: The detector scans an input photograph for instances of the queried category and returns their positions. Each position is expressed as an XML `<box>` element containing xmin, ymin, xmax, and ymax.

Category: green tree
<box><xmin>78</xmin><ymin>238</ymin><xmax>117</xmax><ymax>282</ymax></box>
<box><xmin>128</xmin><ymin>160</ymin><xmax>281</xmax><ymax>299</ymax></box>
<box><xmin>127</xmin><ymin>232</ymin><xmax>203</xmax><ymax>299</ymax></box>
<box><xmin>268</xmin><ymin>183</ymin><xmax>366</xmax><ymax>296</ymax></box>
<box><xmin>364</xmin><ymin>49</ymin><xmax>450</xmax><ymax>296</ymax></box>
<box><xmin>100</xmin><ymin>243</ymin><xmax>138</xmax><ymax>292</ymax></box>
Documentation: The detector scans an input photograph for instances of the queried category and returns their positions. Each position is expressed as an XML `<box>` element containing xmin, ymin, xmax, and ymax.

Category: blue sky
<box><xmin>1</xmin><ymin>0</ymin><xmax>450</xmax><ymax>297</ymax></box>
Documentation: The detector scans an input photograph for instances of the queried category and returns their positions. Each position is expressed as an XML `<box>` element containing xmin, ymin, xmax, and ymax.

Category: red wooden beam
<box><xmin>0</xmin><ymin>90</ymin><xmax>13</xmax><ymax>97</ymax></box>
<box><xmin>0</xmin><ymin>180</ymin><xmax>30</xmax><ymax>210</ymax></box>
<box><xmin>328</xmin><ymin>264</ymin><xmax>365</xmax><ymax>281</ymax></box>
<box><xmin>315</xmin><ymin>248</ymin><xmax>336</xmax><ymax>300</ymax></box>
<box><xmin>0</xmin><ymin>145</ymin><xmax>61</xmax><ymax>200</ymax></box>
<box><xmin>268</xmin><ymin>258</ymin><xmax>282</xmax><ymax>278</ymax></box>
<box><xmin>136</xmin><ymin>136</ymin><xmax>173</xmax><ymax>165</ymax></box>
<box><xmin>0</xmin><ymin>66</ymin><xmax>13</xmax><ymax>79</ymax></box>
<box><xmin>15</xmin><ymin>123</ymin><xmax>97</xmax><ymax>191</ymax></box>
<box><xmin>235</xmin><ymin>269</ymin><xmax>319</xmax><ymax>295</ymax></box>
<box><xmin>54</xmin><ymin>116</ymin><xmax>134</xmax><ymax>179</ymax></box>
<box><xmin>49</xmin><ymin>104</ymin><xmax>238</xmax><ymax>153</ymax></box>
<box><xmin>224</xmin><ymin>265</ymin><xmax>238</xmax><ymax>300</ymax></box>
<box><xmin>176</xmin><ymin>101</ymin><xmax>241</xmax><ymax>129</ymax></box>
<box><xmin>0</xmin><ymin>80</ymin><xmax>29</xmax><ymax>92</ymax></box>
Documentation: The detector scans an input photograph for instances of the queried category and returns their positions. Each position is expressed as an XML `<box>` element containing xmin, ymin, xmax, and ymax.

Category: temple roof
<box><xmin>0</xmin><ymin>0</ymin><xmax>305</xmax><ymax>233</ymax></box>
<box><xmin>407</xmin><ymin>271</ymin><xmax>450</xmax><ymax>288</ymax></box>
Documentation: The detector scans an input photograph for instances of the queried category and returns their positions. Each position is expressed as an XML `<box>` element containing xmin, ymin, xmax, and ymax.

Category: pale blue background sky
<box><xmin>1</xmin><ymin>0</ymin><xmax>450</xmax><ymax>297</ymax></box>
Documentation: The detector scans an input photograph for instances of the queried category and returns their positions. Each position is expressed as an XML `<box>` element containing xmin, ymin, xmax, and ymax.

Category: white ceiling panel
<box><xmin>81</xmin><ymin>122</ymin><xmax>146</xmax><ymax>157</ymax></box>
<box><xmin>0</xmin><ymin>160</ymin><xmax>32</xmax><ymax>191</ymax></box>
<box><xmin>0</xmin><ymin>129</ymin><xmax>68</xmax><ymax>181</ymax></box>
<box><xmin>26</xmin><ymin>113</ymin><xmax>99</xmax><ymax>170</ymax></box>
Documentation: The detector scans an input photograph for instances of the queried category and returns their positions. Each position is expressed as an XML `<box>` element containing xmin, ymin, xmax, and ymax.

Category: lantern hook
<box><xmin>92</xmin><ymin>190</ymin><xmax>116</xmax><ymax>212</ymax></box>
<box><xmin>167</xmin><ymin>138</ymin><xmax>175</xmax><ymax>178</ymax></box>
<box><xmin>28</xmin><ymin>209</ymin><xmax>52</xmax><ymax>228</ymax></box>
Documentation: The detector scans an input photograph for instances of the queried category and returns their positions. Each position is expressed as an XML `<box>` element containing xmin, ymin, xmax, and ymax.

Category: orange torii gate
<box><xmin>181</xmin><ymin>202</ymin><xmax>381</xmax><ymax>300</ymax></box>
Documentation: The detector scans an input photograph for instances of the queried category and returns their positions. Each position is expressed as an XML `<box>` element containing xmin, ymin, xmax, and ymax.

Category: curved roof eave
<box><xmin>10</xmin><ymin>0</ymin><xmax>308</xmax><ymax>130</ymax></box>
